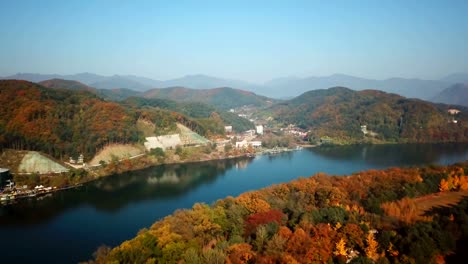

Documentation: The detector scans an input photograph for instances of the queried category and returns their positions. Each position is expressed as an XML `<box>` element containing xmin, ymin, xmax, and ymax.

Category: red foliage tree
<box><xmin>244</xmin><ymin>209</ymin><xmax>285</xmax><ymax>236</ymax></box>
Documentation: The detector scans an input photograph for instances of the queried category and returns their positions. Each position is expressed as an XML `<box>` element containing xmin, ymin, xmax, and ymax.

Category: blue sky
<box><xmin>1</xmin><ymin>0</ymin><xmax>467</xmax><ymax>83</ymax></box>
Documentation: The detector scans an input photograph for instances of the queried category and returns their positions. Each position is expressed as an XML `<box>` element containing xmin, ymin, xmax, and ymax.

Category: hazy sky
<box><xmin>1</xmin><ymin>0</ymin><xmax>467</xmax><ymax>83</ymax></box>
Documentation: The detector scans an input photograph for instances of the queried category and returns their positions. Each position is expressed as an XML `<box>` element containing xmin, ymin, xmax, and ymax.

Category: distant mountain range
<box><xmin>3</xmin><ymin>72</ymin><xmax>468</xmax><ymax>100</ymax></box>
<box><xmin>262</xmin><ymin>74</ymin><xmax>453</xmax><ymax>100</ymax></box>
<box><xmin>38</xmin><ymin>78</ymin><xmax>143</xmax><ymax>101</ymax></box>
<box><xmin>2</xmin><ymin>73</ymin><xmax>260</xmax><ymax>93</ymax></box>
<box><xmin>432</xmin><ymin>83</ymin><xmax>468</xmax><ymax>107</ymax></box>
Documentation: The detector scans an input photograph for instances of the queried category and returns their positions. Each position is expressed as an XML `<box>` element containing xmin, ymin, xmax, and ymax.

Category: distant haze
<box><xmin>3</xmin><ymin>72</ymin><xmax>468</xmax><ymax>102</ymax></box>
<box><xmin>0</xmin><ymin>1</ymin><xmax>467</xmax><ymax>83</ymax></box>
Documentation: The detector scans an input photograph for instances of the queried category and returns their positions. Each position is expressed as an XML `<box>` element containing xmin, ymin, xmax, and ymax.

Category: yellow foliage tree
<box><xmin>236</xmin><ymin>192</ymin><xmax>271</xmax><ymax>213</ymax></box>
<box><xmin>365</xmin><ymin>232</ymin><xmax>379</xmax><ymax>261</ymax></box>
<box><xmin>226</xmin><ymin>243</ymin><xmax>255</xmax><ymax>264</ymax></box>
<box><xmin>439</xmin><ymin>179</ymin><xmax>449</xmax><ymax>192</ymax></box>
<box><xmin>459</xmin><ymin>176</ymin><xmax>468</xmax><ymax>190</ymax></box>
<box><xmin>334</xmin><ymin>238</ymin><xmax>347</xmax><ymax>256</ymax></box>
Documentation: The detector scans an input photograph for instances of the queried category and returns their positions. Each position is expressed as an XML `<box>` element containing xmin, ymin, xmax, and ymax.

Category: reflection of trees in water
<box><xmin>0</xmin><ymin>157</ymin><xmax>254</xmax><ymax>226</ymax></box>
<box><xmin>235</xmin><ymin>159</ymin><xmax>251</xmax><ymax>169</ymax></box>
<box><xmin>310</xmin><ymin>143</ymin><xmax>468</xmax><ymax>167</ymax></box>
<box><xmin>266</xmin><ymin>151</ymin><xmax>294</xmax><ymax>162</ymax></box>
<box><xmin>95</xmin><ymin>157</ymin><xmax>254</xmax><ymax>192</ymax></box>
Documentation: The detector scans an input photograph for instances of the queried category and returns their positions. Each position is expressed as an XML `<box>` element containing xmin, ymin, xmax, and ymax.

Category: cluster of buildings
<box><xmin>69</xmin><ymin>154</ymin><xmax>84</xmax><ymax>164</ymax></box>
<box><xmin>235</xmin><ymin>140</ymin><xmax>262</xmax><ymax>149</ymax></box>
<box><xmin>280</xmin><ymin>124</ymin><xmax>308</xmax><ymax>138</ymax></box>
<box><xmin>224</xmin><ymin>125</ymin><xmax>264</xmax><ymax>136</ymax></box>
<box><xmin>224</xmin><ymin>124</ymin><xmax>265</xmax><ymax>149</ymax></box>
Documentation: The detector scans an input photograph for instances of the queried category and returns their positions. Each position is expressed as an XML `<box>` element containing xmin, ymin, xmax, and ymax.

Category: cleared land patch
<box><xmin>18</xmin><ymin>151</ymin><xmax>69</xmax><ymax>174</ymax></box>
<box><xmin>89</xmin><ymin>144</ymin><xmax>144</xmax><ymax>166</ymax></box>
<box><xmin>382</xmin><ymin>190</ymin><xmax>468</xmax><ymax>223</ymax></box>
<box><xmin>177</xmin><ymin>123</ymin><xmax>209</xmax><ymax>145</ymax></box>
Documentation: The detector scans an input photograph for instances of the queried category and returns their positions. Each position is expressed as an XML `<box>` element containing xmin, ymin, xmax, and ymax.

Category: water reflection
<box><xmin>0</xmin><ymin>157</ymin><xmax>253</xmax><ymax>226</ymax></box>
<box><xmin>309</xmin><ymin>143</ymin><xmax>468</xmax><ymax>167</ymax></box>
<box><xmin>265</xmin><ymin>151</ymin><xmax>294</xmax><ymax>162</ymax></box>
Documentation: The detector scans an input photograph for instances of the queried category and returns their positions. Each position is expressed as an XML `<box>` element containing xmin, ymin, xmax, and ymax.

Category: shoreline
<box><xmin>4</xmin><ymin>144</ymin><xmax>317</xmax><ymax>200</ymax></box>
<box><xmin>11</xmin><ymin>141</ymin><xmax>462</xmax><ymax>204</ymax></box>
<box><xmin>1</xmin><ymin>148</ymin><xmax>282</xmax><ymax>204</ymax></box>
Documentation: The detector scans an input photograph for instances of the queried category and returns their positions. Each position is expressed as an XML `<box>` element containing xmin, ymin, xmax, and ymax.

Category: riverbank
<box><xmin>3</xmin><ymin>144</ymin><xmax>317</xmax><ymax>204</ymax></box>
<box><xmin>0</xmin><ymin>146</ymin><xmax>263</xmax><ymax>203</ymax></box>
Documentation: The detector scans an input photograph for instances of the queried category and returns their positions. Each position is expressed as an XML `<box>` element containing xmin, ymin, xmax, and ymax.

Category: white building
<box><xmin>448</xmin><ymin>109</ymin><xmax>461</xmax><ymax>115</ymax></box>
<box><xmin>235</xmin><ymin>140</ymin><xmax>248</xmax><ymax>148</ymax></box>
<box><xmin>235</xmin><ymin>140</ymin><xmax>262</xmax><ymax>148</ymax></box>
<box><xmin>250</xmin><ymin>141</ymin><xmax>262</xmax><ymax>147</ymax></box>
<box><xmin>256</xmin><ymin>125</ymin><xmax>264</xmax><ymax>135</ymax></box>
<box><xmin>224</xmin><ymin>126</ymin><xmax>233</xmax><ymax>133</ymax></box>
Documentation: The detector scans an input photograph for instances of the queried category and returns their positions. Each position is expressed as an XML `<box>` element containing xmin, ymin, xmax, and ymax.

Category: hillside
<box><xmin>143</xmin><ymin>86</ymin><xmax>276</xmax><ymax>110</ymax></box>
<box><xmin>269</xmin><ymin>87</ymin><xmax>468</xmax><ymax>143</ymax></box>
<box><xmin>96</xmin><ymin>88</ymin><xmax>142</xmax><ymax>101</ymax></box>
<box><xmin>432</xmin><ymin>83</ymin><xmax>468</xmax><ymax>107</ymax></box>
<box><xmin>0</xmin><ymin>80</ymin><xmax>225</xmax><ymax>162</ymax></box>
<box><xmin>122</xmin><ymin>97</ymin><xmax>254</xmax><ymax>133</ymax></box>
<box><xmin>85</xmin><ymin>162</ymin><xmax>468</xmax><ymax>264</ymax></box>
<box><xmin>0</xmin><ymin>80</ymin><xmax>141</xmax><ymax>160</ymax></box>
<box><xmin>38</xmin><ymin>78</ymin><xmax>95</xmax><ymax>92</ymax></box>
<box><xmin>38</xmin><ymin>78</ymin><xmax>142</xmax><ymax>101</ymax></box>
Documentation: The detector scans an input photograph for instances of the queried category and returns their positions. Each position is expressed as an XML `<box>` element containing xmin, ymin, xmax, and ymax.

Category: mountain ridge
<box><xmin>142</xmin><ymin>86</ymin><xmax>276</xmax><ymax>110</ymax></box>
<box><xmin>431</xmin><ymin>83</ymin><xmax>468</xmax><ymax>107</ymax></box>
<box><xmin>3</xmin><ymin>72</ymin><xmax>468</xmax><ymax>100</ymax></box>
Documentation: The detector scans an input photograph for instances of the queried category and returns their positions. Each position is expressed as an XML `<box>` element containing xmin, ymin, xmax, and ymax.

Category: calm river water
<box><xmin>1</xmin><ymin>143</ymin><xmax>467</xmax><ymax>263</ymax></box>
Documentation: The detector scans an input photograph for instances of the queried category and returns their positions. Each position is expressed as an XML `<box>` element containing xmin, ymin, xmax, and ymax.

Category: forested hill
<box><xmin>0</xmin><ymin>80</ymin><xmax>141</xmax><ymax>159</ymax></box>
<box><xmin>269</xmin><ymin>87</ymin><xmax>468</xmax><ymax>144</ymax></box>
<box><xmin>122</xmin><ymin>97</ymin><xmax>254</xmax><ymax>133</ymax></box>
<box><xmin>0</xmin><ymin>80</ymin><xmax>239</xmax><ymax>159</ymax></box>
<box><xmin>86</xmin><ymin>162</ymin><xmax>468</xmax><ymax>263</ymax></box>
<box><xmin>39</xmin><ymin>78</ymin><xmax>143</xmax><ymax>101</ymax></box>
<box><xmin>38</xmin><ymin>78</ymin><xmax>95</xmax><ymax>92</ymax></box>
<box><xmin>143</xmin><ymin>86</ymin><xmax>276</xmax><ymax>110</ymax></box>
